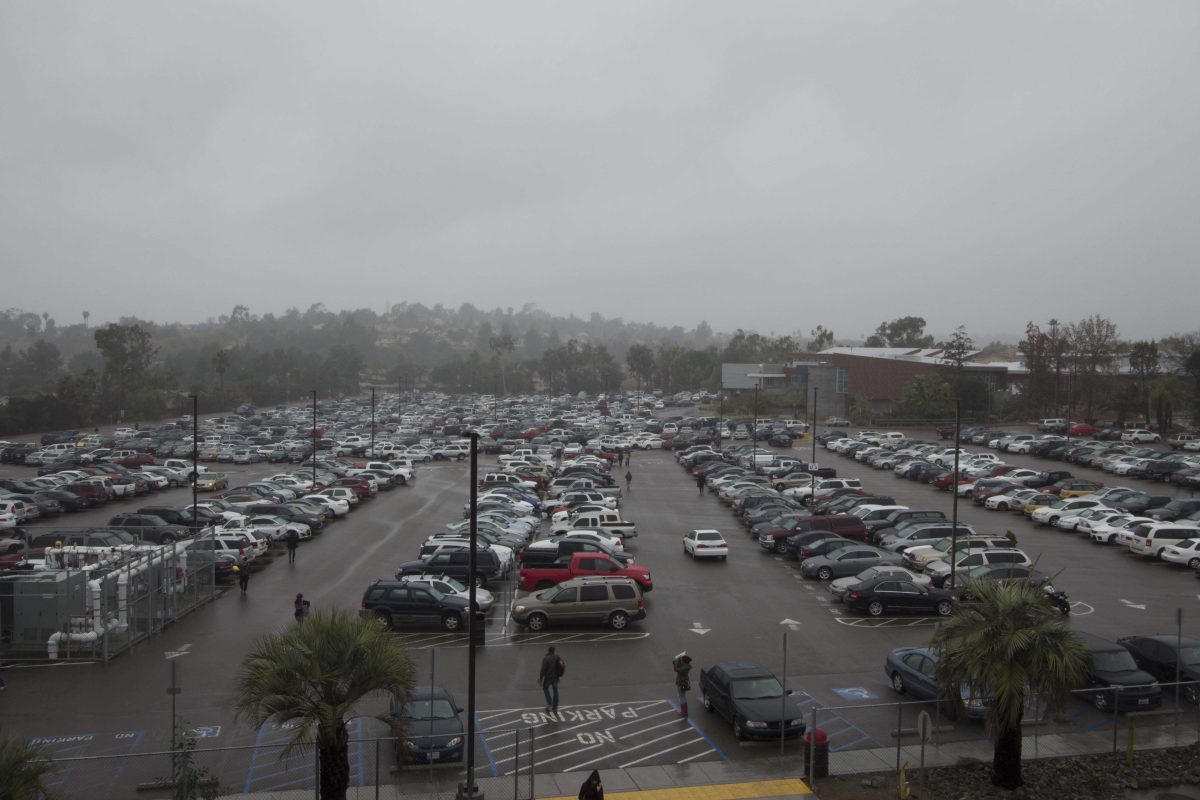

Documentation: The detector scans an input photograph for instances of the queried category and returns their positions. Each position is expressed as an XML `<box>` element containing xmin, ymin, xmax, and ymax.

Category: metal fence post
<box><xmin>809</xmin><ymin>706</ymin><xmax>818</xmax><ymax>790</ymax></box>
<box><xmin>895</xmin><ymin>700</ymin><xmax>903</xmax><ymax>773</ymax></box>
<box><xmin>529</xmin><ymin>726</ymin><xmax>536</xmax><ymax>800</ymax></box>
<box><xmin>314</xmin><ymin>746</ymin><xmax>320</xmax><ymax>800</ymax></box>
<box><xmin>1112</xmin><ymin>687</ymin><xmax>1120</xmax><ymax>753</ymax></box>
<box><xmin>375</xmin><ymin>738</ymin><xmax>380</xmax><ymax>800</ymax></box>
<box><xmin>514</xmin><ymin>729</ymin><xmax>520</xmax><ymax>800</ymax></box>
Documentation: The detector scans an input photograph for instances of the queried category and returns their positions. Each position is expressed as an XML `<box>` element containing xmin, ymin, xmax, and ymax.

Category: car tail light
<box><xmin>847</xmin><ymin>591</ymin><xmax>861</xmax><ymax>601</ymax></box>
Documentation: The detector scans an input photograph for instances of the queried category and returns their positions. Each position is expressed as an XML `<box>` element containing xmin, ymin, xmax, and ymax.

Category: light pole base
<box><xmin>456</xmin><ymin>783</ymin><xmax>484</xmax><ymax>800</ymax></box>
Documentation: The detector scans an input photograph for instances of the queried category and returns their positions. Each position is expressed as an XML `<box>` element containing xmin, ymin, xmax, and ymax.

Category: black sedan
<box><xmin>1116</xmin><ymin>634</ymin><xmax>1200</xmax><ymax>706</ymax></box>
<box><xmin>844</xmin><ymin>576</ymin><xmax>955</xmax><ymax>617</ymax></box>
<box><xmin>389</xmin><ymin>686</ymin><xmax>465</xmax><ymax>762</ymax></box>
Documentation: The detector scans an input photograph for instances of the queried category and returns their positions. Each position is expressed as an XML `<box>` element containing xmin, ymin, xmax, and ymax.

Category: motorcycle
<box><xmin>1044</xmin><ymin>585</ymin><xmax>1071</xmax><ymax>615</ymax></box>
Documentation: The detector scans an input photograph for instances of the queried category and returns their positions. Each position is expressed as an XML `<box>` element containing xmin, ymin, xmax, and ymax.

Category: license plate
<box><xmin>1138</xmin><ymin>698</ymin><xmax>1150</xmax><ymax>705</ymax></box>
<box><xmin>430</xmin><ymin>751</ymin><xmax>440</xmax><ymax>760</ymax></box>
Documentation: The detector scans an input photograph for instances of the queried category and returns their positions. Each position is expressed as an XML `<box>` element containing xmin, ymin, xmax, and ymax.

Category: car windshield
<box><xmin>402</xmin><ymin>698</ymin><xmax>458</xmax><ymax>720</ymax></box>
<box><xmin>535</xmin><ymin>585</ymin><xmax>561</xmax><ymax>601</ymax></box>
<box><xmin>440</xmin><ymin>577</ymin><xmax>468</xmax><ymax>592</ymax></box>
<box><xmin>1092</xmin><ymin>650</ymin><xmax>1139</xmax><ymax>672</ymax></box>
<box><xmin>731</xmin><ymin>677</ymin><xmax>784</xmax><ymax>700</ymax></box>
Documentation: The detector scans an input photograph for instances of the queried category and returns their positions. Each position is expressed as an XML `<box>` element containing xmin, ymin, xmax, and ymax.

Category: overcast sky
<box><xmin>3</xmin><ymin>2</ymin><xmax>1198</xmax><ymax>343</ymax></box>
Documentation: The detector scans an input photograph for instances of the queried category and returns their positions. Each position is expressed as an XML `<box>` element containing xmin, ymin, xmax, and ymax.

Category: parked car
<box><xmin>799</xmin><ymin>545</ymin><xmax>903</xmax><ymax>581</ymax></box>
<box><xmin>388</xmin><ymin>686</ymin><xmax>465</xmax><ymax>762</ymax></box>
<box><xmin>828</xmin><ymin>565</ymin><xmax>931</xmax><ymax>601</ymax></box>
<box><xmin>1115</xmin><ymin>634</ymin><xmax>1200</xmax><ymax>706</ymax></box>
<box><xmin>510</xmin><ymin>575</ymin><xmax>646</xmax><ymax>631</ymax></box>
<box><xmin>360</xmin><ymin>578</ymin><xmax>471</xmax><ymax>631</ymax></box>
<box><xmin>1073</xmin><ymin>631</ymin><xmax>1163</xmax><ymax>712</ymax></box>
<box><xmin>843</xmin><ymin>575</ymin><xmax>956</xmax><ymax>617</ymax></box>
<box><xmin>884</xmin><ymin>646</ymin><xmax>989</xmax><ymax>720</ymax></box>
<box><xmin>698</xmin><ymin>662</ymin><xmax>806</xmax><ymax>740</ymax></box>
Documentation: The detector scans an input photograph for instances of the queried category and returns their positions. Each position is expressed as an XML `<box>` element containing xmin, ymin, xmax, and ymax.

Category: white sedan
<box><xmin>1159</xmin><ymin>538</ymin><xmax>1200</xmax><ymax>569</ymax></box>
<box><xmin>303</xmin><ymin>494</ymin><xmax>350</xmax><ymax>517</ymax></box>
<box><xmin>683</xmin><ymin>529</ymin><xmax>728</xmax><ymax>559</ymax></box>
<box><xmin>244</xmin><ymin>515</ymin><xmax>312</xmax><ymax>542</ymax></box>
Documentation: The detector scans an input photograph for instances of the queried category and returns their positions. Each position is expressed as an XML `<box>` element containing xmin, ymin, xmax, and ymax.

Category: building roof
<box><xmin>819</xmin><ymin>346</ymin><xmax>996</xmax><ymax>369</ymax></box>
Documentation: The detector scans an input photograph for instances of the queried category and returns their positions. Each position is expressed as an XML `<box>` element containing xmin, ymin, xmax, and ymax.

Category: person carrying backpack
<box><xmin>293</xmin><ymin>593</ymin><xmax>311</xmax><ymax>622</ymax></box>
<box><xmin>624</xmin><ymin>470</ymin><xmax>632</xmax><ymax>492</ymax></box>
<box><xmin>538</xmin><ymin>646</ymin><xmax>564</xmax><ymax>713</ymax></box>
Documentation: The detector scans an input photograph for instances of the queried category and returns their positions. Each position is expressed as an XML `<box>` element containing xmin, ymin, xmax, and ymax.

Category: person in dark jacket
<box><xmin>673</xmin><ymin>653</ymin><xmax>693</xmax><ymax>717</ymax></box>
<box><xmin>578</xmin><ymin>769</ymin><xmax>603</xmax><ymax>800</ymax></box>
<box><xmin>537</xmin><ymin>646</ymin><xmax>563</xmax><ymax>713</ymax></box>
<box><xmin>696</xmin><ymin>474</ymin><xmax>705</xmax><ymax>495</ymax></box>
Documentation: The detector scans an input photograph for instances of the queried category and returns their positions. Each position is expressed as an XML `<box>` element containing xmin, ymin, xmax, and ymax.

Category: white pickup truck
<box><xmin>551</xmin><ymin>511</ymin><xmax>638</xmax><ymax>539</ymax></box>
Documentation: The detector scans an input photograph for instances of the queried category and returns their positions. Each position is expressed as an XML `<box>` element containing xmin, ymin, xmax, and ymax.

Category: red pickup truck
<box><xmin>519</xmin><ymin>552</ymin><xmax>653</xmax><ymax>592</ymax></box>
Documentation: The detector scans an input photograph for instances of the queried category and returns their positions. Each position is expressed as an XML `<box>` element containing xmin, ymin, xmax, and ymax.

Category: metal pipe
<box><xmin>464</xmin><ymin>432</ymin><xmax>480</xmax><ymax>798</ymax></box>
<box><xmin>370</xmin><ymin>386</ymin><xmax>376</xmax><ymax>459</ymax></box>
<box><xmin>311</xmin><ymin>390</ymin><xmax>317</xmax><ymax>491</ymax></box>
<box><xmin>810</xmin><ymin>386</ymin><xmax>819</xmax><ymax>502</ymax></box>
<box><xmin>949</xmin><ymin>400</ymin><xmax>961</xmax><ymax>591</ymax></box>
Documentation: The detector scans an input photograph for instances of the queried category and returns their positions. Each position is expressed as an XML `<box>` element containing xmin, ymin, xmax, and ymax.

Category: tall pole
<box><xmin>370</xmin><ymin>386</ymin><xmax>376</xmax><ymax>459</ymax></box>
<box><xmin>752</xmin><ymin>383</ymin><xmax>759</xmax><ymax>469</ymax></box>
<box><xmin>190</xmin><ymin>394</ymin><xmax>198</xmax><ymax>529</ymax></box>
<box><xmin>311</xmin><ymin>390</ymin><xmax>317</xmax><ymax>490</ymax></box>
<box><xmin>717</xmin><ymin>386</ymin><xmax>723</xmax><ymax>451</ymax></box>
<box><xmin>949</xmin><ymin>399</ymin><xmax>962</xmax><ymax>591</ymax></box>
<box><xmin>810</xmin><ymin>386</ymin><xmax>819</xmax><ymax>502</ymax></box>
<box><xmin>462</xmin><ymin>433</ymin><xmax>480</xmax><ymax>800</ymax></box>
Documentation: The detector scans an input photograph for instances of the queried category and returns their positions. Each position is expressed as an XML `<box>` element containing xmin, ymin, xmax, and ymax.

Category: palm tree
<box><xmin>234</xmin><ymin>609</ymin><xmax>416</xmax><ymax>800</ymax></box>
<box><xmin>932</xmin><ymin>579</ymin><xmax>1089</xmax><ymax>790</ymax></box>
<box><xmin>0</xmin><ymin>732</ymin><xmax>57</xmax><ymax>799</ymax></box>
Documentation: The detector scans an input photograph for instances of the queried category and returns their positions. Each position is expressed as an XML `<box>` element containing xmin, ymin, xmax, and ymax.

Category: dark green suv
<box><xmin>361</xmin><ymin>579</ymin><xmax>471</xmax><ymax>631</ymax></box>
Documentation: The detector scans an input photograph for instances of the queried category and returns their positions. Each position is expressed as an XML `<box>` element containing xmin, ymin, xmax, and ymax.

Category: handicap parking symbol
<box><xmin>832</xmin><ymin>687</ymin><xmax>876</xmax><ymax>701</ymax></box>
<box><xmin>188</xmin><ymin>726</ymin><xmax>221</xmax><ymax>739</ymax></box>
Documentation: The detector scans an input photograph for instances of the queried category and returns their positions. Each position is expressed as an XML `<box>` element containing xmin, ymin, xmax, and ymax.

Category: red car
<box><xmin>1070</xmin><ymin>423</ymin><xmax>1101</xmax><ymax>437</ymax></box>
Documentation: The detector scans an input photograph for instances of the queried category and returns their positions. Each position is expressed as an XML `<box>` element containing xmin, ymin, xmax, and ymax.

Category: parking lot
<box><xmin>2</xmin><ymin>425</ymin><xmax>1200</xmax><ymax>795</ymax></box>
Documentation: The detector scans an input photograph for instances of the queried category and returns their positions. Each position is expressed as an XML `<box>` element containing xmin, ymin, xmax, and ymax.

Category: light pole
<box><xmin>717</xmin><ymin>386</ymin><xmax>724</xmax><ymax>451</ymax></box>
<box><xmin>311</xmin><ymin>390</ymin><xmax>317</xmax><ymax>490</ymax></box>
<box><xmin>189</xmin><ymin>394</ymin><xmax>198</xmax><ymax>530</ymax></box>
<box><xmin>749</xmin><ymin>364</ymin><xmax>763</xmax><ymax>470</ymax></box>
<box><xmin>810</xmin><ymin>386</ymin><xmax>819</xmax><ymax>502</ymax></box>
<box><xmin>949</xmin><ymin>398</ymin><xmax>962</xmax><ymax>591</ymax></box>
<box><xmin>370</xmin><ymin>386</ymin><xmax>376</xmax><ymax>459</ymax></box>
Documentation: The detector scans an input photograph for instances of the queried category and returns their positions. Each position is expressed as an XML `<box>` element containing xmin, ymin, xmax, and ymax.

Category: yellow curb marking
<box><xmin>541</xmin><ymin>777</ymin><xmax>812</xmax><ymax>799</ymax></box>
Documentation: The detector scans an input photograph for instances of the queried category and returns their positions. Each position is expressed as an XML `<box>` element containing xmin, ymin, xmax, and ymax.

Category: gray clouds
<box><xmin>2</xmin><ymin>1</ymin><xmax>1198</xmax><ymax>340</ymax></box>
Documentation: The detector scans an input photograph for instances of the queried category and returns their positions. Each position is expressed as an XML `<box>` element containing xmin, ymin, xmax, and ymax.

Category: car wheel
<box><xmin>891</xmin><ymin>672</ymin><xmax>906</xmax><ymax>693</ymax></box>
<box><xmin>997</xmin><ymin>502</ymin><xmax>1009</xmax><ymax>511</ymax></box>
<box><xmin>935</xmin><ymin>601</ymin><xmax>953</xmax><ymax>616</ymax></box>
<box><xmin>472</xmin><ymin>574</ymin><xmax>487</xmax><ymax>589</ymax></box>
<box><xmin>442</xmin><ymin>613</ymin><xmax>463</xmax><ymax>632</ymax></box>
<box><xmin>774</xmin><ymin>541</ymin><xmax>787</xmax><ymax>555</ymax></box>
<box><xmin>457</xmin><ymin>454</ymin><xmax>466</xmax><ymax>461</ymax></box>
<box><xmin>526</xmin><ymin>613</ymin><xmax>548</xmax><ymax>632</ymax></box>
<box><xmin>1093</xmin><ymin>691</ymin><xmax>1109</xmax><ymax>710</ymax></box>
<box><xmin>1184</xmin><ymin>684</ymin><xmax>1199</xmax><ymax>706</ymax></box>
<box><xmin>702</xmin><ymin>690</ymin><xmax>714</xmax><ymax>711</ymax></box>
<box><xmin>732</xmin><ymin>718</ymin><xmax>746</xmax><ymax>740</ymax></box>
<box><xmin>867</xmin><ymin>601</ymin><xmax>885</xmax><ymax>617</ymax></box>
<box><xmin>609</xmin><ymin>611</ymin><xmax>629</xmax><ymax>630</ymax></box>
<box><xmin>373</xmin><ymin>610</ymin><xmax>392</xmax><ymax>629</ymax></box>
<box><xmin>775</xmin><ymin>484</ymin><xmax>786</xmax><ymax>492</ymax></box>
<box><xmin>817</xmin><ymin>566</ymin><xmax>833</xmax><ymax>581</ymax></box>
<box><xmin>160</xmin><ymin>534</ymin><xmax>174</xmax><ymax>544</ymax></box>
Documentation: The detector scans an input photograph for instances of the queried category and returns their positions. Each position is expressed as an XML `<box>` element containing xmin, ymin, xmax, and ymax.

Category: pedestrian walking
<box><xmin>624</xmin><ymin>470</ymin><xmax>632</xmax><ymax>492</ymax></box>
<box><xmin>237</xmin><ymin>565</ymin><xmax>249</xmax><ymax>594</ymax></box>
<box><xmin>696</xmin><ymin>473</ymin><xmax>705</xmax><ymax>495</ymax></box>
<box><xmin>673</xmin><ymin>652</ymin><xmax>693</xmax><ymax>717</ymax></box>
<box><xmin>286</xmin><ymin>529</ymin><xmax>299</xmax><ymax>564</ymax></box>
<box><xmin>625</xmin><ymin>447</ymin><xmax>632</xmax><ymax>463</ymax></box>
<box><xmin>578</xmin><ymin>769</ymin><xmax>603</xmax><ymax>800</ymax></box>
<box><xmin>293</xmin><ymin>593</ymin><xmax>310</xmax><ymax>622</ymax></box>
<box><xmin>538</xmin><ymin>645</ymin><xmax>564</xmax><ymax>713</ymax></box>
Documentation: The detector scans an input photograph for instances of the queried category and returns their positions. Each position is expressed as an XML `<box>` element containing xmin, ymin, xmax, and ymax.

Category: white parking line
<box><xmin>618</xmin><ymin>733</ymin><xmax>710</xmax><ymax>769</ymax></box>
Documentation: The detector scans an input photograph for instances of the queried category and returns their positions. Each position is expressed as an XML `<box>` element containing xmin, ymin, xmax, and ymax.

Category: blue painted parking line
<box><xmin>243</xmin><ymin>718</ymin><xmax>367</xmax><ymax>793</ymax></box>
<box><xmin>789</xmin><ymin>690</ymin><xmax>884</xmax><ymax>752</ymax></box>
<box><xmin>28</xmin><ymin>731</ymin><xmax>146</xmax><ymax>792</ymax></box>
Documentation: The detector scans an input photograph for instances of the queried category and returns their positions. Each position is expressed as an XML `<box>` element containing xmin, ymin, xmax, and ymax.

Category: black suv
<box><xmin>107</xmin><ymin>513</ymin><xmax>191</xmax><ymax>544</ymax></box>
<box><xmin>361</xmin><ymin>579</ymin><xmax>471</xmax><ymax>631</ymax></box>
<box><xmin>139</xmin><ymin>506</ymin><xmax>207</xmax><ymax>531</ymax></box>
<box><xmin>395</xmin><ymin>545</ymin><xmax>503</xmax><ymax>588</ymax></box>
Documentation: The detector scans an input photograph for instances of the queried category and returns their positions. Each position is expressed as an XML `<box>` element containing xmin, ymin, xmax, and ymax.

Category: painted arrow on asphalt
<box><xmin>1119</xmin><ymin>599</ymin><xmax>1147</xmax><ymax>610</ymax></box>
<box><xmin>780</xmin><ymin>618</ymin><xmax>801</xmax><ymax>629</ymax></box>
<box><xmin>690</xmin><ymin>622</ymin><xmax>710</xmax><ymax>635</ymax></box>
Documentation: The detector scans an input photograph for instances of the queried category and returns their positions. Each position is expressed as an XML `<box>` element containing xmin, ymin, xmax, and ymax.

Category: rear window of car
<box><xmin>991</xmin><ymin>552</ymin><xmax>1024</xmax><ymax>564</ymax></box>
<box><xmin>612</xmin><ymin>584</ymin><xmax>637</xmax><ymax>600</ymax></box>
